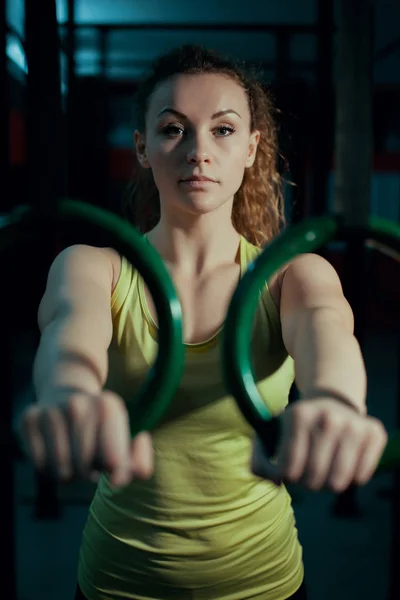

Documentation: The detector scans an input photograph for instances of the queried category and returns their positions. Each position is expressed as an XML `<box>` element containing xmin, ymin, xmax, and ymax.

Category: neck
<box><xmin>146</xmin><ymin>204</ymin><xmax>240</xmax><ymax>276</ymax></box>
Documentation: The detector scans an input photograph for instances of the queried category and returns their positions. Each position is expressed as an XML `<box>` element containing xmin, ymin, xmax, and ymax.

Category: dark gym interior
<box><xmin>2</xmin><ymin>1</ymin><xmax>399</xmax><ymax>599</ymax></box>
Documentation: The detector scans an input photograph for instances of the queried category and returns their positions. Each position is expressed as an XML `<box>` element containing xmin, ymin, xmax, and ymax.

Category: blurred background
<box><xmin>1</xmin><ymin>1</ymin><xmax>399</xmax><ymax>599</ymax></box>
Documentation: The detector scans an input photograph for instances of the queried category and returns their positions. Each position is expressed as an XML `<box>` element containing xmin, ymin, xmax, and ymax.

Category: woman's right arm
<box><xmin>21</xmin><ymin>244</ymin><xmax>153</xmax><ymax>486</ymax></box>
<box><xmin>33</xmin><ymin>244</ymin><xmax>114</xmax><ymax>400</ymax></box>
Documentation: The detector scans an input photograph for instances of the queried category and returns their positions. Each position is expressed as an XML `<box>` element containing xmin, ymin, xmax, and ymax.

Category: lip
<box><xmin>179</xmin><ymin>179</ymin><xmax>217</xmax><ymax>190</ymax></box>
<box><xmin>180</xmin><ymin>176</ymin><xmax>217</xmax><ymax>183</ymax></box>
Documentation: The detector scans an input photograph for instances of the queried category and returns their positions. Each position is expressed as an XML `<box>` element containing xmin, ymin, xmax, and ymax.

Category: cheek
<box><xmin>147</xmin><ymin>144</ymin><xmax>180</xmax><ymax>190</ymax></box>
<box><xmin>225</xmin><ymin>133</ymin><xmax>252</xmax><ymax>161</ymax></box>
<box><xmin>222</xmin><ymin>141</ymin><xmax>251</xmax><ymax>173</ymax></box>
<box><xmin>148</xmin><ymin>140</ymin><xmax>179</xmax><ymax>169</ymax></box>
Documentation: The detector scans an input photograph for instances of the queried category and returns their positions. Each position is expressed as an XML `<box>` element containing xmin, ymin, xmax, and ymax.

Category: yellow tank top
<box><xmin>78</xmin><ymin>235</ymin><xmax>304</xmax><ymax>600</ymax></box>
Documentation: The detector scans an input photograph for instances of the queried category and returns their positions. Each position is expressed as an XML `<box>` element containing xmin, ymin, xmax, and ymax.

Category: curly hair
<box><xmin>123</xmin><ymin>44</ymin><xmax>286</xmax><ymax>247</ymax></box>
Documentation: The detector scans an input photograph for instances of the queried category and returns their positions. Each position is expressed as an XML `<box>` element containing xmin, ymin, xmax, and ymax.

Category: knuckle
<box><xmin>291</xmin><ymin>403</ymin><xmax>313</xmax><ymax>427</ymax></box>
<box><xmin>104</xmin><ymin>391</ymin><xmax>126</xmax><ymax>414</ymax></box>
<box><xmin>380</xmin><ymin>429</ymin><xmax>389</xmax><ymax>446</ymax></box>
<box><xmin>323</xmin><ymin>410</ymin><xmax>340</xmax><ymax>428</ymax></box>
<box><xmin>21</xmin><ymin>405</ymin><xmax>41</xmax><ymax>430</ymax></box>
<box><xmin>370</xmin><ymin>418</ymin><xmax>387</xmax><ymax>439</ymax></box>
<box><xmin>133</xmin><ymin>463</ymin><xmax>153</xmax><ymax>480</ymax></box>
<box><xmin>45</xmin><ymin>406</ymin><xmax>61</xmax><ymax>426</ymax></box>
<box><xmin>283</xmin><ymin>465</ymin><xmax>300</xmax><ymax>483</ymax></box>
<box><xmin>321</xmin><ymin>411</ymin><xmax>342</xmax><ymax>433</ymax></box>
<box><xmin>105</xmin><ymin>456</ymin><xmax>121</xmax><ymax>473</ymax></box>
<box><xmin>97</xmin><ymin>391</ymin><xmax>115</xmax><ymax>415</ymax></box>
<box><xmin>103</xmin><ymin>394</ymin><xmax>128</xmax><ymax>425</ymax></box>
<box><xmin>343</xmin><ymin>419</ymin><xmax>362</xmax><ymax>437</ymax></box>
<box><xmin>66</xmin><ymin>393</ymin><xmax>89</xmax><ymax>421</ymax></box>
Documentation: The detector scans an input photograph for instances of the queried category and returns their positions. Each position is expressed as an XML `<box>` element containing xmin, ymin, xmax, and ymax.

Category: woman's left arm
<box><xmin>251</xmin><ymin>253</ymin><xmax>388</xmax><ymax>492</ymax></box>
<box><xmin>279</xmin><ymin>252</ymin><xmax>366</xmax><ymax>415</ymax></box>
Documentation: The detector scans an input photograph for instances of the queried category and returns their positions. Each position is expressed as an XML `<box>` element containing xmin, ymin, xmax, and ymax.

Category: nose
<box><xmin>186</xmin><ymin>133</ymin><xmax>211</xmax><ymax>164</ymax></box>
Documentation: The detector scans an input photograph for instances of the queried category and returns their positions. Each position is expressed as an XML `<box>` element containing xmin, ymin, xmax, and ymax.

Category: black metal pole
<box><xmin>66</xmin><ymin>0</ymin><xmax>76</xmax><ymax>198</ymax></box>
<box><xmin>25</xmin><ymin>0</ymin><xmax>64</xmax><ymax>520</ymax></box>
<box><xmin>275</xmin><ymin>31</ymin><xmax>290</xmax><ymax>86</ymax></box>
<box><xmin>309</xmin><ymin>0</ymin><xmax>334</xmax><ymax>219</ymax></box>
<box><xmin>389</xmin><ymin>339</ymin><xmax>400</xmax><ymax>599</ymax></box>
<box><xmin>331</xmin><ymin>0</ymin><xmax>373</xmax><ymax>519</ymax></box>
<box><xmin>98</xmin><ymin>28</ymin><xmax>110</xmax><ymax>209</ymax></box>
<box><xmin>0</xmin><ymin>0</ymin><xmax>18</xmax><ymax>596</ymax></box>
<box><xmin>25</xmin><ymin>0</ymin><xmax>64</xmax><ymax>214</ymax></box>
<box><xmin>0</xmin><ymin>0</ymin><xmax>7</xmax><ymax>196</ymax></box>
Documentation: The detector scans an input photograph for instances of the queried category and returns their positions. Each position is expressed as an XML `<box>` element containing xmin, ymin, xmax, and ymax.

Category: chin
<box><xmin>181</xmin><ymin>194</ymin><xmax>228</xmax><ymax>216</ymax></box>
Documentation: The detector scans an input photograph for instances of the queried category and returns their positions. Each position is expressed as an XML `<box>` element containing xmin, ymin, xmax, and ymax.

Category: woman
<box><xmin>22</xmin><ymin>45</ymin><xmax>387</xmax><ymax>600</ymax></box>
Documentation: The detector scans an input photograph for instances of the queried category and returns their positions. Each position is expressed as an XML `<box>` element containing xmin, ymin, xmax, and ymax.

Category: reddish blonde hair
<box><xmin>123</xmin><ymin>45</ymin><xmax>286</xmax><ymax>247</ymax></box>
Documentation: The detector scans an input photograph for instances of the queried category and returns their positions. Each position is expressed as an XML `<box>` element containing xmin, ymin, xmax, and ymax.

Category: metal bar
<box><xmin>66</xmin><ymin>0</ymin><xmax>76</xmax><ymax>197</ymax></box>
<box><xmin>388</xmin><ymin>201</ymin><xmax>400</xmax><ymax>599</ymax></box>
<box><xmin>25</xmin><ymin>0</ymin><xmax>63</xmax><ymax>520</ymax></box>
<box><xmin>309</xmin><ymin>0</ymin><xmax>334</xmax><ymax>218</ymax></box>
<box><xmin>275</xmin><ymin>32</ymin><xmax>290</xmax><ymax>84</ymax></box>
<box><xmin>25</xmin><ymin>0</ymin><xmax>64</xmax><ymax>213</ymax></box>
<box><xmin>0</xmin><ymin>0</ymin><xmax>8</xmax><ymax>206</ymax></box>
<box><xmin>98</xmin><ymin>27</ymin><xmax>108</xmax><ymax>79</ymax></box>
<box><xmin>333</xmin><ymin>0</ymin><xmax>373</xmax><ymax>229</ymax></box>
<box><xmin>331</xmin><ymin>0</ymin><xmax>374</xmax><ymax>519</ymax></box>
<box><xmin>59</xmin><ymin>22</ymin><xmax>320</xmax><ymax>33</ymax></box>
<box><xmin>0</xmin><ymin>0</ymin><xmax>18</xmax><ymax>596</ymax></box>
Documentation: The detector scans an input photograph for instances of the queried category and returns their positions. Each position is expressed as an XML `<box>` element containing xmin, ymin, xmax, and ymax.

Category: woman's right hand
<box><xmin>19</xmin><ymin>389</ymin><xmax>154</xmax><ymax>487</ymax></box>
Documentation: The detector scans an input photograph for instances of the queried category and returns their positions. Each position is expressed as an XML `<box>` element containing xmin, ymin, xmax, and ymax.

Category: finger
<box><xmin>130</xmin><ymin>432</ymin><xmax>154</xmax><ymax>479</ymax></box>
<box><xmin>251</xmin><ymin>435</ymin><xmax>282</xmax><ymax>484</ymax></box>
<box><xmin>354</xmin><ymin>422</ymin><xmax>388</xmax><ymax>485</ymax></box>
<box><xmin>327</xmin><ymin>428</ymin><xmax>364</xmax><ymax>492</ymax></box>
<box><xmin>38</xmin><ymin>407</ymin><xmax>72</xmax><ymax>480</ymax></box>
<box><xmin>66</xmin><ymin>393</ymin><xmax>99</xmax><ymax>479</ymax></box>
<box><xmin>19</xmin><ymin>405</ymin><xmax>46</xmax><ymax>470</ymax></box>
<box><xmin>277</xmin><ymin>406</ymin><xmax>311</xmax><ymax>482</ymax></box>
<box><xmin>97</xmin><ymin>391</ymin><xmax>132</xmax><ymax>487</ymax></box>
<box><xmin>302</xmin><ymin>416</ymin><xmax>341</xmax><ymax>491</ymax></box>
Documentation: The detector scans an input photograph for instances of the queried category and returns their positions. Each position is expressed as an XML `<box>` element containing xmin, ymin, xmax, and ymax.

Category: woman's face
<box><xmin>134</xmin><ymin>73</ymin><xmax>260</xmax><ymax>219</ymax></box>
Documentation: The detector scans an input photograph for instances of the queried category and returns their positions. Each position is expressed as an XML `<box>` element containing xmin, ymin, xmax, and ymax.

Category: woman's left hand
<box><xmin>250</xmin><ymin>398</ymin><xmax>388</xmax><ymax>492</ymax></box>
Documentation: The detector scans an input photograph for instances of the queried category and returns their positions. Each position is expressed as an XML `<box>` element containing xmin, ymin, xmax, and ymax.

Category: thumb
<box><xmin>130</xmin><ymin>431</ymin><xmax>154</xmax><ymax>479</ymax></box>
<box><xmin>251</xmin><ymin>435</ymin><xmax>282</xmax><ymax>485</ymax></box>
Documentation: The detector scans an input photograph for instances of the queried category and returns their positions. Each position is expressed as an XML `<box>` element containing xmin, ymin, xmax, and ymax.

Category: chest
<box><xmin>144</xmin><ymin>263</ymin><xmax>242</xmax><ymax>344</ymax></box>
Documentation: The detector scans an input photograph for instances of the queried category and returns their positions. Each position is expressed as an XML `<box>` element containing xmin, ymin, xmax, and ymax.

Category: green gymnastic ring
<box><xmin>222</xmin><ymin>215</ymin><xmax>400</xmax><ymax>474</ymax></box>
<box><xmin>0</xmin><ymin>200</ymin><xmax>184</xmax><ymax>436</ymax></box>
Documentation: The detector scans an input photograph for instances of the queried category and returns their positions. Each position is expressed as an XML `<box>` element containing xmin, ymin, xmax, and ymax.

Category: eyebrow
<box><xmin>157</xmin><ymin>108</ymin><xmax>242</xmax><ymax>120</ymax></box>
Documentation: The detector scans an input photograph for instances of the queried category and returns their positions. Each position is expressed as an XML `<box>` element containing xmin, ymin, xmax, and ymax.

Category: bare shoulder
<box><xmin>38</xmin><ymin>245</ymin><xmax>122</xmax><ymax>330</ymax></box>
<box><xmin>281</xmin><ymin>252</ymin><xmax>343</xmax><ymax>289</ymax></box>
<box><xmin>76</xmin><ymin>245</ymin><xmax>121</xmax><ymax>292</ymax></box>
<box><xmin>49</xmin><ymin>244</ymin><xmax>121</xmax><ymax>288</ymax></box>
<box><xmin>67</xmin><ymin>245</ymin><xmax>122</xmax><ymax>291</ymax></box>
<box><xmin>279</xmin><ymin>252</ymin><xmax>353</xmax><ymax>328</ymax></box>
<box><xmin>267</xmin><ymin>252</ymin><xmax>344</xmax><ymax>314</ymax></box>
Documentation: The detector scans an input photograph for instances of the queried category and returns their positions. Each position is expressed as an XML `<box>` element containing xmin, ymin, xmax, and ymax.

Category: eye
<box><xmin>161</xmin><ymin>123</ymin><xmax>236</xmax><ymax>138</ymax></box>
<box><xmin>162</xmin><ymin>124</ymin><xmax>184</xmax><ymax>137</ymax></box>
<box><xmin>214</xmin><ymin>125</ymin><xmax>236</xmax><ymax>137</ymax></box>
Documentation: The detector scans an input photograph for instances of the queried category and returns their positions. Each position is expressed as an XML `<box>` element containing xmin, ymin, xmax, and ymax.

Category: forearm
<box><xmin>33</xmin><ymin>314</ymin><xmax>109</xmax><ymax>401</ymax></box>
<box><xmin>292</xmin><ymin>308</ymin><xmax>367</xmax><ymax>415</ymax></box>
